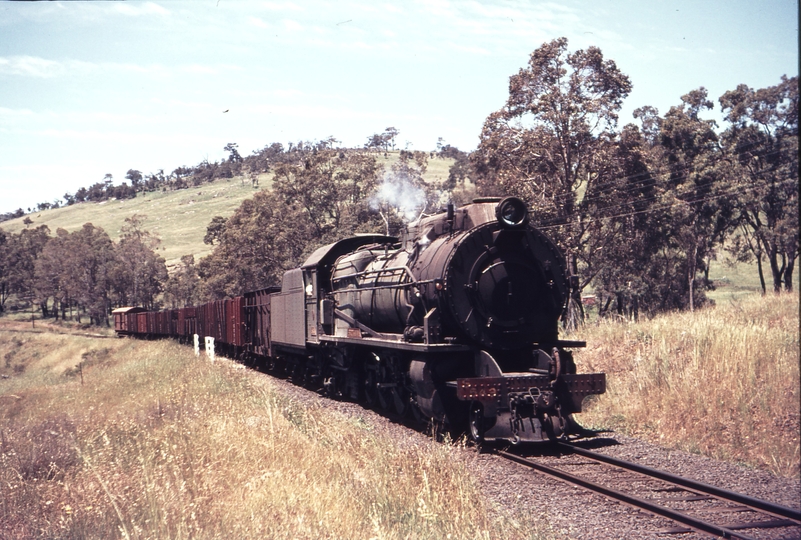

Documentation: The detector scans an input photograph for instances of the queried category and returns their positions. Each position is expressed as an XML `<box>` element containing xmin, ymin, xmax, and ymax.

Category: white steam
<box><xmin>369</xmin><ymin>172</ymin><xmax>427</xmax><ymax>222</ymax></box>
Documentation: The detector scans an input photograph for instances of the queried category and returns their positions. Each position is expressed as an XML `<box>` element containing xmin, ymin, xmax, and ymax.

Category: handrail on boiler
<box><xmin>330</xmin><ymin>265</ymin><xmax>425</xmax><ymax>295</ymax></box>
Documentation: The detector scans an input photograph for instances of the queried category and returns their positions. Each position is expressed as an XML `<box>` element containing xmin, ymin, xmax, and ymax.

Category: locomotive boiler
<box><xmin>115</xmin><ymin>197</ymin><xmax>606</xmax><ymax>444</ymax></box>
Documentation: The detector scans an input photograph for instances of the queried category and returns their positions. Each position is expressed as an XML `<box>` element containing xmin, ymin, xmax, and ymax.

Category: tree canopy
<box><xmin>472</xmin><ymin>37</ymin><xmax>633</xmax><ymax>320</ymax></box>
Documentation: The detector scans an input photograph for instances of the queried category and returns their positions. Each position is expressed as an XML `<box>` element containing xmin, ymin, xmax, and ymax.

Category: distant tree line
<box><xmin>0</xmin><ymin>216</ymin><xmax>166</xmax><ymax>325</ymax></box>
<box><xmin>0</xmin><ymin>38</ymin><xmax>796</xmax><ymax>326</ymax></box>
<box><xmin>0</xmin><ymin>209</ymin><xmax>25</xmax><ymax>223</ymax></box>
<box><xmin>365</xmin><ymin>127</ymin><xmax>400</xmax><ymax>152</ymax></box>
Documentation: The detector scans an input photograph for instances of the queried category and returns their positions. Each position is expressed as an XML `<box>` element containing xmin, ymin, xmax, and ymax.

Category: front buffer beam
<box><xmin>456</xmin><ymin>373</ymin><xmax>606</xmax><ymax>443</ymax></box>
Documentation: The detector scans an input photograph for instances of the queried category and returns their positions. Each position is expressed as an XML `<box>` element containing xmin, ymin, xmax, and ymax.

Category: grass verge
<box><xmin>0</xmin><ymin>323</ymin><xmax>547</xmax><ymax>539</ymax></box>
<box><xmin>572</xmin><ymin>292</ymin><xmax>800</xmax><ymax>478</ymax></box>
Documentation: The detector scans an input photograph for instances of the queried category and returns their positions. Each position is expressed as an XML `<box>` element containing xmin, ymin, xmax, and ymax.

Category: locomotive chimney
<box><xmin>446</xmin><ymin>202</ymin><xmax>454</xmax><ymax>232</ymax></box>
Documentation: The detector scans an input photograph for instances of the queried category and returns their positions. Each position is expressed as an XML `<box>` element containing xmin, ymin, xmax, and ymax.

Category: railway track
<box><xmin>495</xmin><ymin>442</ymin><xmax>801</xmax><ymax>539</ymax></box>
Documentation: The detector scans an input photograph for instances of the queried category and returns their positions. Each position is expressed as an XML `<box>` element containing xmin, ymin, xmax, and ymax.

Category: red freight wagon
<box><xmin>208</xmin><ymin>300</ymin><xmax>227</xmax><ymax>343</ymax></box>
<box><xmin>197</xmin><ymin>302</ymin><xmax>223</xmax><ymax>342</ymax></box>
<box><xmin>226</xmin><ymin>297</ymin><xmax>246</xmax><ymax>347</ymax></box>
<box><xmin>177</xmin><ymin>307</ymin><xmax>197</xmax><ymax>338</ymax></box>
<box><xmin>158</xmin><ymin>310</ymin><xmax>177</xmax><ymax>335</ymax></box>
<box><xmin>154</xmin><ymin>311</ymin><xmax>165</xmax><ymax>335</ymax></box>
<box><xmin>137</xmin><ymin>312</ymin><xmax>148</xmax><ymax>335</ymax></box>
<box><xmin>112</xmin><ymin>307</ymin><xmax>146</xmax><ymax>335</ymax></box>
<box><xmin>244</xmin><ymin>287</ymin><xmax>280</xmax><ymax>357</ymax></box>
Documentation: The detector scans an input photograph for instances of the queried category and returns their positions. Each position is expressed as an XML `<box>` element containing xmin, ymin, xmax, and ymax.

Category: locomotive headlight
<box><xmin>495</xmin><ymin>197</ymin><xmax>529</xmax><ymax>228</ymax></box>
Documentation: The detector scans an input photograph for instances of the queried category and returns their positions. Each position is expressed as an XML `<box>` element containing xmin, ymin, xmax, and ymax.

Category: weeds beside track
<box><xmin>573</xmin><ymin>293</ymin><xmax>800</xmax><ymax>478</ymax></box>
<box><xmin>0</xmin><ymin>327</ymin><xmax>545</xmax><ymax>540</ymax></box>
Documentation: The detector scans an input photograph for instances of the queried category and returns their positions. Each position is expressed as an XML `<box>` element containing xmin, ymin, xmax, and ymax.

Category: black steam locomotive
<box><xmin>114</xmin><ymin>197</ymin><xmax>605</xmax><ymax>444</ymax></box>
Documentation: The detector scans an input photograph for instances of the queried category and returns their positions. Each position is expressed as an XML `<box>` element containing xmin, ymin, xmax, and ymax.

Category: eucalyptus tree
<box><xmin>719</xmin><ymin>75</ymin><xmax>799</xmax><ymax>293</ymax></box>
<box><xmin>47</xmin><ymin>224</ymin><xmax>116</xmax><ymax>325</ymax></box>
<box><xmin>199</xmin><ymin>145</ymin><xmax>383</xmax><ymax>300</ymax></box>
<box><xmin>654</xmin><ymin>88</ymin><xmax>734</xmax><ymax>311</ymax></box>
<box><xmin>271</xmin><ymin>143</ymin><xmax>381</xmax><ymax>241</ymax></box>
<box><xmin>164</xmin><ymin>254</ymin><xmax>202</xmax><ymax>308</ymax></box>
<box><xmin>4</xmin><ymin>225</ymin><xmax>51</xmax><ymax>312</ymax></box>
<box><xmin>471</xmin><ymin>37</ymin><xmax>632</xmax><ymax>320</ymax></box>
<box><xmin>110</xmin><ymin>217</ymin><xmax>167</xmax><ymax>310</ymax></box>
<box><xmin>33</xmin><ymin>228</ymin><xmax>69</xmax><ymax>318</ymax></box>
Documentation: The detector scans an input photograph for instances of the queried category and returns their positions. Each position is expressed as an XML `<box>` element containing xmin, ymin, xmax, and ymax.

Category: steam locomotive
<box><xmin>114</xmin><ymin>197</ymin><xmax>606</xmax><ymax>444</ymax></box>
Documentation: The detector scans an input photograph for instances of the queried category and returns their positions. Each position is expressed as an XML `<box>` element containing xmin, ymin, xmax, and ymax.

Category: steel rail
<box><xmin>558</xmin><ymin>442</ymin><xmax>801</xmax><ymax>523</ymax></box>
<box><xmin>496</xmin><ymin>449</ymin><xmax>758</xmax><ymax>539</ymax></box>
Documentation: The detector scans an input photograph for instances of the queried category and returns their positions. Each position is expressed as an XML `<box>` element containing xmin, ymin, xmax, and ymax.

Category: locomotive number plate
<box><xmin>456</xmin><ymin>375</ymin><xmax>550</xmax><ymax>403</ymax></box>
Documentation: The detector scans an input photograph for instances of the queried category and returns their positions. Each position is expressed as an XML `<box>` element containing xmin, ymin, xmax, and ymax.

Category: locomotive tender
<box><xmin>114</xmin><ymin>197</ymin><xmax>606</xmax><ymax>444</ymax></box>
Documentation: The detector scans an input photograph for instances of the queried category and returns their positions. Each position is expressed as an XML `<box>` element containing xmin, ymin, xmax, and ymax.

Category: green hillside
<box><xmin>2</xmin><ymin>177</ymin><xmax>263</xmax><ymax>267</ymax></box>
<box><xmin>1</xmin><ymin>152</ymin><xmax>455</xmax><ymax>268</ymax></box>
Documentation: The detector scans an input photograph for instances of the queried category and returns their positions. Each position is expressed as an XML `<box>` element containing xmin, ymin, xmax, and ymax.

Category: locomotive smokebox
<box><xmin>412</xmin><ymin>199</ymin><xmax>569</xmax><ymax>350</ymax></box>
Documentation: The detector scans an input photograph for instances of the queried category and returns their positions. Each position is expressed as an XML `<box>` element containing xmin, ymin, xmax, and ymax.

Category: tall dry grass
<box><xmin>572</xmin><ymin>293</ymin><xmax>800</xmax><ymax>477</ymax></box>
<box><xmin>0</xmin><ymin>325</ymin><xmax>550</xmax><ymax>539</ymax></box>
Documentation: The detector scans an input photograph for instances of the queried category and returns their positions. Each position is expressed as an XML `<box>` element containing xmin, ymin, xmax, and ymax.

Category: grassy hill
<box><xmin>1</xmin><ymin>152</ymin><xmax>455</xmax><ymax>268</ymax></box>
<box><xmin>2</xmin><ymin>178</ymin><xmax>260</xmax><ymax>267</ymax></box>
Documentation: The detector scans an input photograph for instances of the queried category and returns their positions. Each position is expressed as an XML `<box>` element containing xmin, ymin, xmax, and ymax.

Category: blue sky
<box><xmin>0</xmin><ymin>0</ymin><xmax>797</xmax><ymax>215</ymax></box>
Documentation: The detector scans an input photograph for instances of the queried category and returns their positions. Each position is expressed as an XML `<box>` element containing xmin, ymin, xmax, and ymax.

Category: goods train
<box><xmin>113</xmin><ymin>197</ymin><xmax>606</xmax><ymax>444</ymax></box>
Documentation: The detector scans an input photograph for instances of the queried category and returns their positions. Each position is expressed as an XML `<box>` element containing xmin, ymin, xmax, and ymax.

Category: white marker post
<box><xmin>205</xmin><ymin>336</ymin><xmax>215</xmax><ymax>363</ymax></box>
<box><xmin>194</xmin><ymin>334</ymin><xmax>200</xmax><ymax>357</ymax></box>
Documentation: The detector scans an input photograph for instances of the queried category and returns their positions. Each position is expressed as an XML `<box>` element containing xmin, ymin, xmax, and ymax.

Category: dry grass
<box><xmin>571</xmin><ymin>293</ymin><xmax>800</xmax><ymax>477</ymax></box>
<box><xmin>0</xmin><ymin>323</ymin><xmax>546</xmax><ymax>540</ymax></box>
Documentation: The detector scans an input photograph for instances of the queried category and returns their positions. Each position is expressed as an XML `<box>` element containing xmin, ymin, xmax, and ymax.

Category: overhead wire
<box><xmin>527</xmin><ymin>141</ymin><xmax>791</xmax><ymax>209</ymax></box>
<box><xmin>534</xmin><ymin>176</ymin><xmax>798</xmax><ymax>231</ymax></box>
<box><xmin>496</xmin><ymin>138</ymin><xmax>797</xmax><ymax>229</ymax></box>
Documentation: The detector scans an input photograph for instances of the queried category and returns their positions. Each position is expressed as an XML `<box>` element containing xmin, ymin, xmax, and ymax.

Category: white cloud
<box><xmin>417</xmin><ymin>0</ymin><xmax>453</xmax><ymax>18</ymax></box>
<box><xmin>0</xmin><ymin>56</ymin><xmax>64</xmax><ymax>78</ymax></box>
<box><xmin>248</xmin><ymin>16</ymin><xmax>273</xmax><ymax>29</ymax></box>
<box><xmin>260</xmin><ymin>1</ymin><xmax>304</xmax><ymax>12</ymax></box>
<box><xmin>272</xmin><ymin>88</ymin><xmax>305</xmax><ymax>98</ymax></box>
<box><xmin>149</xmin><ymin>96</ymin><xmax>196</xmax><ymax>106</ymax></box>
<box><xmin>0</xmin><ymin>55</ymin><xmax>238</xmax><ymax>85</ymax></box>
<box><xmin>183</xmin><ymin>64</ymin><xmax>220</xmax><ymax>75</ymax></box>
<box><xmin>465</xmin><ymin>0</ymin><xmax>526</xmax><ymax>21</ymax></box>
<box><xmin>383</xmin><ymin>3</ymin><xmax>404</xmax><ymax>14</ymax></box>
<box><xmin>0</xmin><ymin>107</ymin><xmax>36</xmax><ymax>118</ymax></box>
<box><xmin>282</xmin><ymin>19</ymin><xmax>303</xmax><ymax>31</ymax></box>
<box><xmin>445</xmin><ymin>41</ymin><xmax>491</xmax><ymax>56</ymax></box>
<box><xmin>114</xmin><ymin>2</ymin><xmax>169</xmax><ymax>17</ymax></box>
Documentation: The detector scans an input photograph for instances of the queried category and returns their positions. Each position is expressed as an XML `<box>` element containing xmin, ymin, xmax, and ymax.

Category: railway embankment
<box><xmin>0</xmin><ymin>322</ymin><xmax>542</xmax><ymax>539</ymax></box>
